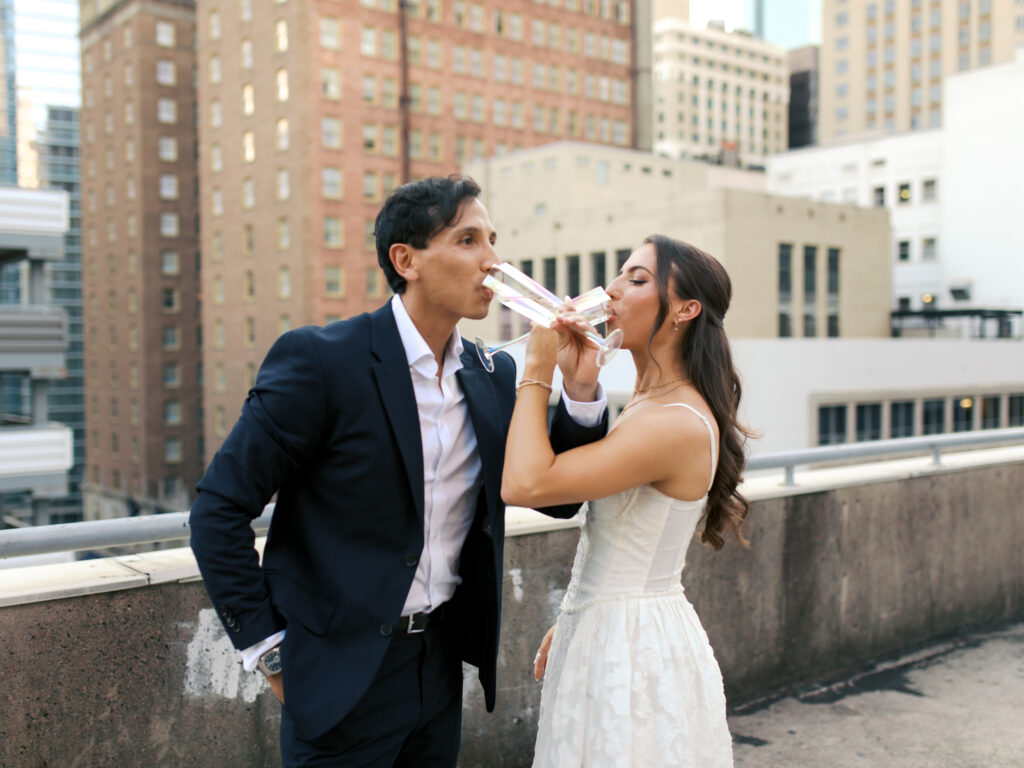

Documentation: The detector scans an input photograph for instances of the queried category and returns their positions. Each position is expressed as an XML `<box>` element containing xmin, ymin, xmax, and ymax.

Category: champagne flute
<box><xmin>475</xmin><ymin>264</ymin><xmax>623</xmax><ymax>373</ymax></box>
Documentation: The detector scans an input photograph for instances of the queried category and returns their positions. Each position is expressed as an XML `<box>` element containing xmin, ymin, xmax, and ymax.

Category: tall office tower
<box><xmin>788</xmin><ymin>45</ymin><xmax>819</xmax><ymax>148</ymax></box>
<box><xmin>34</xmin><ymin>106</ymin><xmax>85</xmax><ymax>523</ymax></box>
<box><xmin>79</xmin><ymin>0</ymin><xmax>202</xmax><ymax>519</ymax></box>
<box><xmin>819</xmin><ymin>0</ymin><xmax>1024</xmax><ymax>143</ymax></box>
<box><xmin>0</xmin><ymin>0</ymin><xmax>15</xmax><ymax>183</ymax></box>
<box><xmin>198</xmin><ymin>0</ymin><xmax>643</xmax><ymax>459</ymax></box>
<box><xmin>652</xmin><ymin>16</ymin><xmax>788</xmax><ymax>166</ymax></box>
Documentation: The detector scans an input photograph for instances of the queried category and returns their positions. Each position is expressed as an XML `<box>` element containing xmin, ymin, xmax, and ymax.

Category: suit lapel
<box><xmin>370</xmin><ymin>304</ymin><xmax>425</xmax><ymax>521</ymax></box>
<box><xmin>457</xmin><ymin>347</ymin><xmax>504</xmax><ymax>519</ymax></box>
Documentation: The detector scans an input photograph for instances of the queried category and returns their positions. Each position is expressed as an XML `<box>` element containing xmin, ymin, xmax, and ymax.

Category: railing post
<box><xmin>783</xmin><ymin>465</ymin><xmax>795</xmax><ymax>486</ymax></box>
<box><xmin>932</xmin><ymin>445</ymin><xmax>942</xmax><ymax>465</ymax></box>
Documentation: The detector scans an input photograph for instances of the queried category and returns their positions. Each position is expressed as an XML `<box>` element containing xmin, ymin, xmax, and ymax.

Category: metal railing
<box><xmin>2</xmin><ymin>427</ymin><xmax>1024</xmax><ymax>560</ymax></box>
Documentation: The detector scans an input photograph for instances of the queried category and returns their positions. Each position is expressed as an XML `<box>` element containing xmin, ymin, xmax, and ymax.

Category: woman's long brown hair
<box><xmin>645</xmin><ymin>234</ymin><xmax>752</xmax><ymax>549</ymax></box>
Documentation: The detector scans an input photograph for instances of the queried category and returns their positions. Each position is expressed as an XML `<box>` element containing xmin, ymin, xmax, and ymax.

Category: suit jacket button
<box><xmin>380</xmin><ymin>623</ymin><xmax>393</xmax><ymax>637</ymax></box>
<box><xmin>405</xmin><ymin>554</ymin><xmax>418</xmax><ymax>567</ymax></box>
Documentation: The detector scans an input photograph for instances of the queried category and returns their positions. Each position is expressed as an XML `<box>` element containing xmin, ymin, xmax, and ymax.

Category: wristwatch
<box><xmin>256</xmin><ymin>646</ymin><xmax>283</xmax><ymax>677</ymax></box>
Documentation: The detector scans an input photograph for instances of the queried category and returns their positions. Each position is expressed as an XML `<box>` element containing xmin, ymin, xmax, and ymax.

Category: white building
<box><xmin>941</xmin><ymin>47</ymin><xmax>1024</xmax><ymax>311</ymax></box>
<box><xmin>765</xmin><ymin>129</ymin><xmax>943</xmax><ymax>312</ymax></box>
<box><xmin>767</xmin><ymin>46</ymin><xmax>1024</xmax><ymax>332</ymax></box>
<box><xmin>506</xmin><ymin>337</ymin><xmax>1024</xmax><ymax>455</ymax></box>
<box><xmin>652</xmin><ymin>17</ymin><xmax>788</xmax><ymax>166</ymax></box>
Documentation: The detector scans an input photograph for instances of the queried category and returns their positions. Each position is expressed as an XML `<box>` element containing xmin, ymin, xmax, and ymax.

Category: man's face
<box><xmin>405</xmin><ymin>197</ymin><xmax>499</xmax><ymax>323</ymax></box>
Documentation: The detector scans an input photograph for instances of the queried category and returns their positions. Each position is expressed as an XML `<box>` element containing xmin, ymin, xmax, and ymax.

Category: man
<box><xmin>189</xmin><ymin>175</ymin><xmax>607</xmax><ymax>767</ymax></box>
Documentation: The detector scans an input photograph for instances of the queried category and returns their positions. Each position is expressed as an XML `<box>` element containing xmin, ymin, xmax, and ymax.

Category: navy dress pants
<box><xmin>279</xmin><ymin>611</ymin><xmax>463</xmax><ymax>768</ymax></box>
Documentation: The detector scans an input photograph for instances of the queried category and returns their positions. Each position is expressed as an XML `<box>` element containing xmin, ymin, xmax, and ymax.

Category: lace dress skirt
<box><xmin>531</xmin><ymin>587</ymin><xmax>734</xmax><ymax>768</ymax></box>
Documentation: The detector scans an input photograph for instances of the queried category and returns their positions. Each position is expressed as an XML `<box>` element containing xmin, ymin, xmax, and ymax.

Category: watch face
<box><xmin>261</xmin><ymin>648</ymin><xmax>283</xmax><ymax>675</ymax></box>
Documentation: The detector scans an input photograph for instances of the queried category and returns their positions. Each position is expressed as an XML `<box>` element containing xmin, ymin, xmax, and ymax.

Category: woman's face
<box><xmin>605</xmin><ymin>243</ymin><xmax>667</xmax><ymax>350</ymax></box>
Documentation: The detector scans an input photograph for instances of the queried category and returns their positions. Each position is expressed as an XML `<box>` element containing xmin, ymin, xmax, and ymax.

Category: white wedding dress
<box><xmin>532</xmin><ymin>404</ymin><xmax>734</xmax><ymax>768</ymax></box>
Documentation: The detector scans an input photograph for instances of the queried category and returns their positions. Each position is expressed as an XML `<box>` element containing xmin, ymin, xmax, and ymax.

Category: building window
<box><xmin>366</xmin><ymin>268</ymin><xmax>381</xmax><ymax>298</ymax></box>
<box><xmin>778</xmin><ymin>243</ymin><xmax>792</xmax><ymax>304</ymax></box>
<box><xmin>324</xmin><ymin>217</ymin><xmax>343</xmax><ymax>248</ymax></box>
<box><xmin>856</xmin><ymin>403</ymin><xmax>882</xmax><ymax>441</ymax></box>
<box><xmin>1009</xmin><ymin>395</ymin><xmax>1024</xmax><ymax>427</ymax></box>
<box><xmin>276</xmin><ymin>20</ymin><xmax>289</xmax><ymax>51</ymax></box>
<box><xmin>922</xmin><ymin>178</ymin><xmax>937</xmax><ymax>201</ymax></box>
<box><xmin>543</xmin><ymin>257</ymin><xmax>557</xmax><ymax>294</ymax></box>
<box><xmin>803</xmin><ymin>245</ymin><xmax>817</xmax><ymax>305</ymax></box>
<box><xmin>322</xmin><ymin>117</ymin><xmax>342</xmax><ymax>149</ymax></box>
<box><xmin>320</xmin><ymin>17</ymin><xmax>340</xmax><ymax>49</ymax></box>
<box><xmin>157</xmin><ymin>98</ymin><xmax>177</xmax><ymax>124</ymax></box>
<box><xmin>953</xmin><ymin>397</ymin><xmax>974</xmax><ymax>432</ymax></box>
<box><xmin>591</xmin><ymin>251</ymin><xmax>606</xmax><ymax>288</ymax></box>
<box><xmin>164</xmin><ymin>438</ymin><xmax>182</xmax><ymax>463</ymax></box>
<box><xmin>981</xmin><ymin>396</ymin><xmax>1001</xmax><ymax>429</ymax></box>
<box><xmin>873</xmin><ymin>186</ymin><xmax>885</xmax><ymax>207</ymax></box>
<box><xmin>162</xmin><ymin>325</ymin><xmax>180</xmax><ymax>350</ymax></box>
<box><xmin>278</xmin><ymin>266</ymin><xmax>292</xmax><ymax>299</ymax></box>
<box><xmin>818</xmin><ymin>405</ymin><xmax>847</xmax><ymax>445</ymax></box>
<box><xmin>243</xmin><ymin>178</ymin><xmax>255</xmax><ymax>208</ymax></box>
<box><xmin>897</xmin><ymin>240</ymin><xmax>911</xmax><ymax>261</ymax></box>
<box><xmin>163</xmin><ymin>363</ymin><xmax>181</xmax><ymax>388</ymax></box>
<box><xmin>922</xmin><ymin>398</ymin><xmax>945</xmax><ymax>435</ymax></box>
<box><xmin>276</xmin><ymin>118</ymin><xmax>289</xmax><ymax>151</ymax></box>
<box><xmin>277</xmin><ymin>218</ymin><xmax>291</xmax><ymax>250</ymax></box>
<box><xmin>276</xmin><ymin>169</ymin><xmax>290</xmax><ymax>200</ymax></box>
<box><xmin>161</xmin><ymin>250</ymin><xmax>180</xmax><ymax>275</ymax></box>
<box><xmin>898</xmin><ymin>182</ymin><xmax>911</xmax><ymax>203</ymax></box>
<box><xmin>160</xmin><ymin>213</ymin><xmax>179</xmax><ymax>237</ymax></box>
<box><xmin>891</xmin><ymin>400</ymin><xmax>915</xmax><ymax>438</ymax></box>
<box><xmin>164</xmin><ymin>400</ymin><xmax>181</xmax><ymax>426</ymax></box>
<box><xmin>567</xmin><ymin>255</ymin><xmax>580</xmax><ymax>298</ymax></box>
<box><xmin>322</xmin><ymin>68</ymin><xmax>342</xmax><ymax>99</ymax></box>
<box><xmin>363</xmin><ymin>171</ymin><xmax>379</xmax><ymax>201</ymax></box>
<box><xmin>922</xmin><ymin>237</ymin><xmax>937</xmax><ymax>260</ymax></box>
<box><xmin>159</xmin><ymin>174</ymin><xmax>178</xmax><ymax>199</ymax></box>
<box><xmin>242</xmin><ymin>84</ymin><xmax>255</xmax><ymax>115</ymax></box>
<box><xmin>322</xmin><ymin>167</ymin><xmax>342</xmax><ymax>198</ymax></box>
<box><xmin>277</xmin><ymin>69</ymin><xmax>289</xmax><ymax>101</ymax></box>
<box><xmin>156</xmin><ymin>60</ymin><xmax>176</xmax><ymax>85</ymax></box>
<box><xmin>325</xmin><ymin>266</ymin><xmax>345</xmax><ymax>297</ymax></box>
<box><xmin>156</xmin><ymin>20</ymin><xmax>175</xmax><ymax>47</ymax></box>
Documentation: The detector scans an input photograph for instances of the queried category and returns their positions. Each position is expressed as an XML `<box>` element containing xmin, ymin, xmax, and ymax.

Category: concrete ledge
<box><xmin>2</xmin><ymin>449</ymin><xmax>1023</xmax><ymax>767</ymax></box>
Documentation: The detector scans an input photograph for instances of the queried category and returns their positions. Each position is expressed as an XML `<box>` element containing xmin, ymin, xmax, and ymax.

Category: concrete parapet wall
<box><xmin>2</xmin><ymin>454</ymin><xmax>1023</xmax><ymax>767</ymax></box>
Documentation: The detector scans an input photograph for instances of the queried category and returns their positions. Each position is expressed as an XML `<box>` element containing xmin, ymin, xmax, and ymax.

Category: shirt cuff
<box><xmin>241</xmin><ymin>630</ymin><xmax>287</xmax><ymax>672</ymax></box>
<box><xmin>561</xmin><ymin>382</ymin><xmax>607</xmax><ymax>428</ymax></box>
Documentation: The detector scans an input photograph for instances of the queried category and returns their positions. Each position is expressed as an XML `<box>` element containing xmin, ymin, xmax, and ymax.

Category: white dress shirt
<box><xmin>242</xmin><ymin>295</ymin><xmax>605</xmax><ymax>670</ymax></box>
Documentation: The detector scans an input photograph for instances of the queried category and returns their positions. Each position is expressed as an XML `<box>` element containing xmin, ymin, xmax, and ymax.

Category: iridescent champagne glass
<box><xmin>475</xmin><ymin>263</ymin><xmax>623</xmax><ymax>373</ymax></box>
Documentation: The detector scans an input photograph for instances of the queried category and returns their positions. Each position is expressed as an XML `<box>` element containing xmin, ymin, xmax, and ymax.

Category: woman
<box><xmin>502</xmin><ymin>235</ymin><xmax>751</xmax><ymax>767</ymax></box>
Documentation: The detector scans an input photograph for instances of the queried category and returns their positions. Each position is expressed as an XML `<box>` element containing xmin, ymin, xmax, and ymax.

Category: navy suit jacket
<box><xmin>189</xmin><ymin>303</ymin><xmax>607</xmax><ymax>740</ymax></box>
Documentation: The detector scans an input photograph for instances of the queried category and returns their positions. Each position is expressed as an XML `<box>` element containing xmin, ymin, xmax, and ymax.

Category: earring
<box><xmin>672</xmin><ymin>318</ymin><xmax>682</xmax><ymax>331</ymax></box>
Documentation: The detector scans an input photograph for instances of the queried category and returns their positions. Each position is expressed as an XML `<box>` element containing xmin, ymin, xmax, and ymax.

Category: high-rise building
<box><xmin>0</xmin><ymin>187</ymin><xmax>73</xmax><ymax>527</ymax></box>
<box><xmin>651</xmin><ymin>16</ymin><xmax>788</xmax><ymax>167</ymax></box>
<box><xmin>788</xmin><ymin>45</ymin><xmax>818</xmax><ymax>148</ymax></box>
<box><xmin>0</xmin><ymin>0</ymin><xmax>15</xmax><ymax>184</ymax></box>
<box><xmin>819</xmin><ymin>0</ymin><xmax>1024</xmax><ymax>143</ymax></box>
<box><xmin>34</xmin><ymin>106</ymin><xmax>85</xmax><ymax>523</ymax></box>
<box><xmin>79</xmin><ymin>0</ymin><xmax>202</xmax><ymax>518</ymax></box>
<box><xmin>198</xmin><ymin>0</ymin><xmax>645</xmax><ymax>459</ymax></box>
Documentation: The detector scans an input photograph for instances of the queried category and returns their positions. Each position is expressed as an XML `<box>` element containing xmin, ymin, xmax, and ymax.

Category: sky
<box><xmin>689</xmin><ymin>0</ymin><xmax>822</xmax><ymax>50</ymax></box>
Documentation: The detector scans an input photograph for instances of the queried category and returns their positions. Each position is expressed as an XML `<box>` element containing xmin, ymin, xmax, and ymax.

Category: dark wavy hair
<box><xmin>374</xmin><ymin>174</ymin><xmax>482</xmax><ymax>294</ymax></box>
<box><xmin>645</xmin><ymin>234</ymin><xmax>752</xmax><ymax>550</ymax></box>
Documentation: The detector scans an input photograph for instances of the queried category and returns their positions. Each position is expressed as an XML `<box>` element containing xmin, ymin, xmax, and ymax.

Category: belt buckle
<box><xmin>406</xmin><ymin>612</ymin><xmax>428</xmax><ymax>634</ymax></box>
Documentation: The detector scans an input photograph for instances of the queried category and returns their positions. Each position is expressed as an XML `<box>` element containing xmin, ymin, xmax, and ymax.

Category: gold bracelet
<box><xmin>517</xmin><ymin>378</ymin><xmax>553</xmax><ymax>393</ymax></box>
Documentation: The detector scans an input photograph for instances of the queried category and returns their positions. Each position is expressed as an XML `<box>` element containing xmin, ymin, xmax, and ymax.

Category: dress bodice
<box><xmin>561</xmin><ymin>403</ymin><xmax>717</xmax><ymax>614</ymax></box>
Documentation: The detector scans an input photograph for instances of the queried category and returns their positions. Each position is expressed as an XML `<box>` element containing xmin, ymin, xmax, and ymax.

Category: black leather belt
<box><xmin>397</xmin><ymin>605</ymin><xmax>444</xmax><ymax>634</ymax></box>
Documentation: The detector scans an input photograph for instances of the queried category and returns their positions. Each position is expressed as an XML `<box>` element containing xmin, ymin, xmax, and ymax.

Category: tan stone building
<box><xmin>198</xmin><ymin>0</ymin><xmax>648</xmax><ymax>459</ymax></box>
<box><xmin>652</xmin><ymin>16</ymin><xmax>788</xmax><ymax>165</ymax></box>
<box><xmin>79</xmin><ymin>0</ymin><xmax>202</xmax><ymax>518</ymax></box>
<box><xmin>818</xmin><ymin>0</ymin><xmax>1024</xmax><ymax>142</ymax></box>
<box><xmin>463</xmin><ymin>142</ymin><xmax>891</xmax><ymax>345</ymax></box>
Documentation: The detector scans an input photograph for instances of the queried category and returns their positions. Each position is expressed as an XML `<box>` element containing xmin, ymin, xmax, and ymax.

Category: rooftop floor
<box><xmin>729</xmin><ymin>620</ymin><xmax>1024</xmax><ymax>767</ymax></box>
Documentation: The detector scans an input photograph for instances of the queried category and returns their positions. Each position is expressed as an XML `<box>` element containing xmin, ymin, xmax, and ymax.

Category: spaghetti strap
<box><xmin>662</xmin><ymin>403</ymin><xmax>717</xmax><ymax>493</ymax></box>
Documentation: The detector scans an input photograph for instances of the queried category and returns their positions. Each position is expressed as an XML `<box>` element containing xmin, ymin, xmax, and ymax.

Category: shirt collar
<box><xmin>390</xmin><ymin>294</ymin><xmax>465</xmax><ymax>379</ymax></box>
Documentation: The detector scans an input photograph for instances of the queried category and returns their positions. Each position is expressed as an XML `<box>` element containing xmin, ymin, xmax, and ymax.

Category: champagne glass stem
<box><xmin>488</xmin><ymin>331</ymin><xmax>531</xmax><ymax>355</ymax></box>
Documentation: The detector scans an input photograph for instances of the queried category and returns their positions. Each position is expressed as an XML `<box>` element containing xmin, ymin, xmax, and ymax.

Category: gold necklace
<box><xmin>620</xmin><ymin>381</ymin><xmax>687</xmax><ymax>416</ymax></box>
<box><xmin>633</xmin><ymin>376</ymin><xmax>688</xmax><ymax>395</ymax></box>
